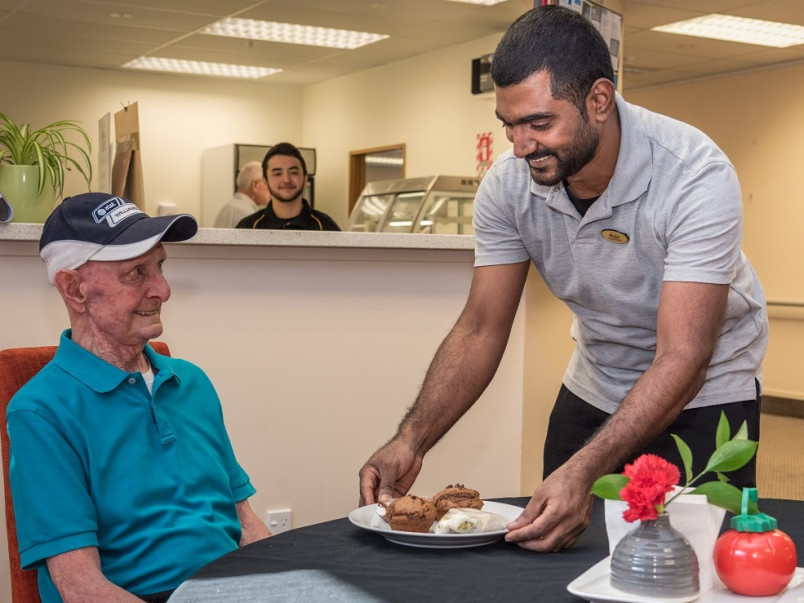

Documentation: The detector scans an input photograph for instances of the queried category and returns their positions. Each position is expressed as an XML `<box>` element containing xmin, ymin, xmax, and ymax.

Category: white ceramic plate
<box><xmin>567</xmin><ymin>557</ymin><xmax>804</xmax><ymax>603</ymax></box>
<box><xmin>348</xmin><ymin>500</ymin><xmax>522</xmax><ymax>549</ymax></box>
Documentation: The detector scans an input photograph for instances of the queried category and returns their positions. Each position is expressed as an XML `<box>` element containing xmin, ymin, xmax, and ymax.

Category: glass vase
<box><xmin>610</xmin><ymin>512</ymin><xmax>700</xmax><ymax>598</ymax></box>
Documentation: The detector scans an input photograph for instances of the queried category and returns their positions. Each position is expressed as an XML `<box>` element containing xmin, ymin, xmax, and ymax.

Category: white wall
<box><xmin>626</xmin><ymin>63</ymin><xmax>804</xmax><ymax>304</ymax></box>
<box><xmin>302</xmin><ymin>33</ymin><xmax>506</xmax><ymax>226</ymax></box>
<box><xmin>626</xmin><ymin>64</ymin><xmax>804</xmax><ymax>402</ymax></box>
<box><xmin>0</xmin><ymin>60</ymin><xmax>304</xmax><ymax>219</ymax></box>
<box><xmin>0</xmin><ymin>32</ymin><xmax>508</xmax><ymax>229</ymax></box>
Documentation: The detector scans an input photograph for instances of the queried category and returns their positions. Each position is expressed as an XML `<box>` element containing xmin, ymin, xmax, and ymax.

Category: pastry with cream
<box><xmin>432</xmin><ymin>484</ymin><xmax>483</xmax><ymax>519</ymax></box>
<box><xmin>432</xmin><ymin>508</ymin><xmax>509</xmax><ymax>534</ymax></box>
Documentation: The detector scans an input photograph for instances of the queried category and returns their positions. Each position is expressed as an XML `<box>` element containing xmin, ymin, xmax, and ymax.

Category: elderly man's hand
<box><xmin>358</xmin><ymin>438</ymin><xmax>423</xmax><ymax>507</ymax></box>
<box><xmin>503</xmin><ymin>464</ymin><xmax>594</xmax><ymax>552</ymax></box>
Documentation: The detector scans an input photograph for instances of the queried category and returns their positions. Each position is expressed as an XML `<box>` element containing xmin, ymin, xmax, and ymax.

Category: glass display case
<box><xmin>347</xmin><ymin>175</ymin><xmax>480</xmax><ymax>234</ymax></box>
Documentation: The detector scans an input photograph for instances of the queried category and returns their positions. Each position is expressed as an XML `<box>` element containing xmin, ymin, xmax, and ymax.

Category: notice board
<box><xmin>112</xmin><ymin>102</ymin><xmax>145</xmax><ymax>208</ymax></box>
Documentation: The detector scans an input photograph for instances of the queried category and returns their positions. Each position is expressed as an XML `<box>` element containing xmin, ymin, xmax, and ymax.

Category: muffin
<box><xmin>432</xmin><ymin>484</ymin><xmax>483</xmax><ymax>519</ymax></box>
<box><xmin>384</xmin><ymin>495</ymin><xmax>437</xmax><ymax>533</ymax></box>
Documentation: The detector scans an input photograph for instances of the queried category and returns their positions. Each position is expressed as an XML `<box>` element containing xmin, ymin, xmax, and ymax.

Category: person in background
<box><xmin>236</xmin><ymin>142</ymin><xmax>340</xmax><ymax>231</ymax></box>
<box><xmin>8</xmin><ymin>193</ymin><xmax>271</xmax><ymax>602</ymax></box>
<box><xmin>359</xmin><ymin>5</ymin><xmax>767</xmax><ymax>553</ymax></box>
<box><xmin>213</xmin><ymin>160</ymin><xmax>270</xmax><ymax>228</ymax></box>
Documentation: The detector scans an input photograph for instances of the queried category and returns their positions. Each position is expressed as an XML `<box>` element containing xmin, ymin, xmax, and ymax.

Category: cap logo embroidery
<box><xmin>92</xmin><ymin>197</ymin><xmax>143</xmax><ymax>227</ymax></box>
<box><xmin>601</xmin><ymin>229</ymin><xmax>629</xmax><ymax>244</ymax></box>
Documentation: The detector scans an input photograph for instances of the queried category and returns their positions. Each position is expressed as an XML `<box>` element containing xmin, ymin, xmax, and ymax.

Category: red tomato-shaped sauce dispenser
<box><xmin>714</xmin><ymin>488</ymin><xmax>797</xmax><ymax>596</ymax></box>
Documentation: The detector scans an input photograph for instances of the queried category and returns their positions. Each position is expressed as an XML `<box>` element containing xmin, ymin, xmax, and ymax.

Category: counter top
<box><xmin>0</xmin><ymin>222</ymin><xmax>475</xmax><ymax>251</ymax></box>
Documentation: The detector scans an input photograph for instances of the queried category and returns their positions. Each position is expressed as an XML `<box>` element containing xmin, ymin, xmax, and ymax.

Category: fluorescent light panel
<box><xmin>122</xmin><ymin>57</ymin><xmax>281</xmax><ymax>79</ymax></box>
<box><xmin>202</xmin><ymin>17</ymin><xmax>388</xmax><ymax>49</ymax></box>
<box><xmin>652</xmin><ymin>14</ymin><xmax>804</xmax><ymax>48</ymax></box>
<box><xmin>365</xmin><ymin>156</ymin><xmax>404</xmax><ymax>166</ymax></box>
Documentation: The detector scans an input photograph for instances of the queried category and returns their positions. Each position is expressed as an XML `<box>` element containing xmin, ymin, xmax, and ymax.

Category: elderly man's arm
<box><xmin>47</xmin><ymin>547</ymin><xmax>142</xmax><ymax>602</ymax></box>
<box><xmin>236</xmin><ymin>499</ymin><xmax>272</xmax><ymax>545</ymax></box>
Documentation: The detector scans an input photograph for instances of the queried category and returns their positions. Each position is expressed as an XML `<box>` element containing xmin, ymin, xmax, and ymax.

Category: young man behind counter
<box><xmin>236</xmin><ymin>142</ymin><xmax>341</xmax><ymax>231</ymax></box>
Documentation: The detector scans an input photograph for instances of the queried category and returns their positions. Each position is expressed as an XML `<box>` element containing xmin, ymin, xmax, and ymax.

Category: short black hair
<box><xmin>490</xmin><ymin>5</ymin><xmax>614</xmax><ymax>113</ymax></box>
<box><xmin>262</xmin><ymin>142</ymin><xmax>307</xmax><ymax>177</ymax></box>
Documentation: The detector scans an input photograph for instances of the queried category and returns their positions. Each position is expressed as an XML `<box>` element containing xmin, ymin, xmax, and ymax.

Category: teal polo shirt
<box><xmin>8</xmin><ymin>330</ymin><xmax>255</xmax><ymax>601</ymax></box>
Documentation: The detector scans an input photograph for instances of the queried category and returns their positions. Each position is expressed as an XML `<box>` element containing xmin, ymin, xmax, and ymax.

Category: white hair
<box><xmin>236</xmin><ymin>161</ymin><xmax>264</xmax><ymax>190</ymax></box>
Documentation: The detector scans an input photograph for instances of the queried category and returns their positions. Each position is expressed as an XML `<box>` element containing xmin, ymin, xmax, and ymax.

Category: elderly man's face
<box><xmin>77</xmin><ymin>243</ymin><xmax>171</xmax><ymax>350</ymax></box>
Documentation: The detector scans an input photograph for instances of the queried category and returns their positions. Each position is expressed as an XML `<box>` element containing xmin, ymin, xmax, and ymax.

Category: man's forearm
<box><xmin>568</xmin><ymin>349</ymin><xmax>710</xmax><ymax>483</ymax></box>
<box><xmin>568</xmin><ymin>281</ymin><xmax>728</xmax><ymax>483</ymax></box>
<box><xmin>394</xmin><ymin>262</ymin><xmax>529</xmax><ymax>455</ymax></box>
<box><xmin>236</xmin><ymin>499</ymin><xmax>272</xmax><ymax>545</ymax></box>
<box><xmin>395</xmin><ymin>320</ymin><xmax>510</xmax><ymax>455</ymax></box>
<box><xmin>48</xmin><ymin>547</ymin><xmax>142</xmax><ymax>602</ymax></box>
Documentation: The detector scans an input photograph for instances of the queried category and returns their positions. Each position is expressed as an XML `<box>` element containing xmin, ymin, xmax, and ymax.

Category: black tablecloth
<box><xmin>169</xmin><ymin>497</ymin><xmax>804</xmax><ymax>602</ymax></box>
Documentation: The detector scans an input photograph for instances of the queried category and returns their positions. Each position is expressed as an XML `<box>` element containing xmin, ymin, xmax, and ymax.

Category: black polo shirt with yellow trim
<box><xmin>236</xmin><ymin>200</ymin><xmax>340</xmax><ymax>231</ymax></box>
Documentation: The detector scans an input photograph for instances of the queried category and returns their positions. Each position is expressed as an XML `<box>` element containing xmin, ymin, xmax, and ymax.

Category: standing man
<box><xmin>9</xmin><ymin>193</ymin><xmax>271</xmax><ymax>602</ymax></box>
<box><xmin>236</xmin><ymin>142</ymin><xmax>340</xmax><ymax>231</ymax></box>
<box><xmin>213</xmin><ymin>161</ymin><xmax>270</xmax><ymax>228</ymax></box>
<box><xmin>359</xmin><ymin>6</ymin><xmax>767</xmax><ymax>553</ymax></box>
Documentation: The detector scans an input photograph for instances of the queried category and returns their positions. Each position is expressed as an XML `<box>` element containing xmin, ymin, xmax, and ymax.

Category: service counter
<box><xmin>0</xmin><ymin>223</ymin><xmax>568</xmax><ymax>552</ymax></box>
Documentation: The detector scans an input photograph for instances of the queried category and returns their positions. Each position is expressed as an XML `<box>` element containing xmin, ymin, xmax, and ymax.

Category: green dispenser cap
<box><xmin>730</xmin><ymin>487</ymin><xmax>778</xmax><ymax>532</ymax></box>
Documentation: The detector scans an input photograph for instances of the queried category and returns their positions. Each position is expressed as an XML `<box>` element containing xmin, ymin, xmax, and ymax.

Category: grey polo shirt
<box><xmin>473</xmin><ymin>94</ymin><xmax>768</xmax><ymax>413</ymax></box>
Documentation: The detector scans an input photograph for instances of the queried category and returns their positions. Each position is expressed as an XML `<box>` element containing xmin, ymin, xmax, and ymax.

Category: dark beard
<box><xmin>526</xmin><ymin>122</ymin><xmax>600</xmax><ymax>187</ymax></box>
<box><xmin>268</xmin><ymin>186</ymin><xmax>303</xmax><ymax>204</ymax></box>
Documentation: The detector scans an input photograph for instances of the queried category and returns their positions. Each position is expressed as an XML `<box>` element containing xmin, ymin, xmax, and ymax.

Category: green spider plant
<box><xmin>0</xmin><ymin>111</ymin><xmax>92</xmax><ymax>197</ymax></box>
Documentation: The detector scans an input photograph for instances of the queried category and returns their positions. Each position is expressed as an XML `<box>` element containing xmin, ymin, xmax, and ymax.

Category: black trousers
<box><xmin>542</xmin><ymin>383</ymin><xmax>760</xmax><ymax>488</ymax></box>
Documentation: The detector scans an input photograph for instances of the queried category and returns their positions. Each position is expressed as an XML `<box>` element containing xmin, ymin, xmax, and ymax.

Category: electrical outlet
<box><xmin>265</xmin><ymin>508</ymin><xmax>292</xmax><ymax>535</ymax></box>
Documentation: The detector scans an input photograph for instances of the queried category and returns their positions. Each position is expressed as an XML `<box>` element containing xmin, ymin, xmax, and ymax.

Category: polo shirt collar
<box><xmin>53</xmin><ymin>329</ymin><xmax>178</xmax><ymax>393</ymax></box>
<box><xmin>264</xmin><ymin>199</ymin><xmax>313</xmax><ymax>227</ymax></box>
<box><xmin>533</xmin><ymin>92</ymin><xmax>652</xmax><ymax>216</ymax></box>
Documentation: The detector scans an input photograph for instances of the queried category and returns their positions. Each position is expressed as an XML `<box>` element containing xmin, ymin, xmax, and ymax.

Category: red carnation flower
<box><xmin>619</xmin><ymin>454</ymin><xmax>680</xmax><ymax>522</ymax></box>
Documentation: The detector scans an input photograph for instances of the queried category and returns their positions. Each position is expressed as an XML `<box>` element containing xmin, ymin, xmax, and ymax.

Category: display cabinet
<box><xmin>347</xmin><ymin>175</ymin><xmax>480</xmax><ymax>234</ymax></box>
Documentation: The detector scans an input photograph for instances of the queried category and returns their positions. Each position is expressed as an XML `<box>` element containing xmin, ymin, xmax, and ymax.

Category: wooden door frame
<box><xmin>348</xmin><ymin>144</ymin><xmax>406</xmax><ymax>214</ymax></box>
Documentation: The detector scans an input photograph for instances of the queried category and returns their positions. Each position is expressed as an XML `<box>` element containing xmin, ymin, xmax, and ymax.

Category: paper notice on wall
<box><xmin>476</xmin><ymin>132</ymin><xmax>493</xmax><ymax>178</ymax></box>
<box><xmin>97</xmin><ymin>113</ymin><xmax>112</xmax><ymax>194</ymax></box>
<box><xmin>112</xmin><ymin>102</ymin><xmax>144</xmax><ymax>208</ymax></box>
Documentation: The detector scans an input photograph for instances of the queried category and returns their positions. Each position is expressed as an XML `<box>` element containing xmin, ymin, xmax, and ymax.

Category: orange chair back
<box><xmin>0</xmin><ymin>341</ymin><xmax>171</xmax><ymax>603</ymax></box>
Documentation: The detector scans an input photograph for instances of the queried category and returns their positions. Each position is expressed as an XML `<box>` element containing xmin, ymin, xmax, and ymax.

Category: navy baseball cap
<box><xmin>39</xmin><ymin>192</ymin><xmax>198</xmax><ymax>284</ymax></box>
<box><xmin>0</xmin><ymin>192</ymin><xmax>12</xmax><ymax>223</ymax></box>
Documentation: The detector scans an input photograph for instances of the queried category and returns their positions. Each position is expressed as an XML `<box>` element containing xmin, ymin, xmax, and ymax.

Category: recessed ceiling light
<box><xmin>121</xmin><ymin>57</ymin><xmax>281</xmax><ymax>79</ymax></box>
<box><xmin>201</xmin><ymin>18</ymin><xmax>388</xmax><ymax>49</ymax></box>
<box><xmin>442</xmin><ymin>0</ymin><xmax>508</xmax><ymax>5</ymax></box>
<box><xmin>652</xmin><ymin>14</ymin><xmax>804</xmax><ymax>48</ymax></box>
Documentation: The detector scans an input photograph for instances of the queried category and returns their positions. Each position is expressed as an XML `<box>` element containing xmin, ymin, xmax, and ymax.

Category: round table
<box><xmin>169</xmin><ymin>497</ymin><xmax>804</xmax><ymax>602</ymax></box>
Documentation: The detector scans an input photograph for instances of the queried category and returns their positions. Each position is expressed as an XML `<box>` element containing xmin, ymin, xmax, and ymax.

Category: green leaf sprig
<box><xmin>592</xmin><ymin>411</ymin><xmax>758</xmax><ymax>515</ymax></box>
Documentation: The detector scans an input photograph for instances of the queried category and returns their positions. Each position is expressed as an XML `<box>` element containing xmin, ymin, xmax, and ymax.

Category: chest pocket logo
<box><xmin>601</xmin><ymin>229</ymin><xmax>629</xmax><ymax>244</ymax></box>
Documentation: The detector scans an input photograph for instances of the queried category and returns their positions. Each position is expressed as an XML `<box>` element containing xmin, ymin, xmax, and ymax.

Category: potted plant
<box><xmin>0</xmin><ymin>111</ymin><xmax>92</xmax><ymax>222</ymax></box>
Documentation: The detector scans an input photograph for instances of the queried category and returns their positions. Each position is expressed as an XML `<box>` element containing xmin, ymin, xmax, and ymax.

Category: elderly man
<box><xmin>8</xmin><ymin>193</ymin><xmax>270</xmax><ymax>602</ymax></box>
<box><xmin>213</xmin><ymin>161</ymin><xmax>270</xmax><ymax>228</ymax></box>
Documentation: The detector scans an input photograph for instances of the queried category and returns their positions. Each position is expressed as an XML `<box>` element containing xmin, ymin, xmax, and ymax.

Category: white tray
<box><xmin>567</xmin><ymin>557</ymin><xmax>804</xmax><ymax>603</ymax></box>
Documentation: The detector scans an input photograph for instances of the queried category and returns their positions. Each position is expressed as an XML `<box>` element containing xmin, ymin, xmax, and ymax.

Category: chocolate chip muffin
<box><xmin>384</xmin><ymin>495</ymin><xmax>437</xmax><ymax>533</ymax></box>
<box><xmin>432</xmin><ymin>484</ymin><xmax>483</xmax><ymax>519</ymax></box>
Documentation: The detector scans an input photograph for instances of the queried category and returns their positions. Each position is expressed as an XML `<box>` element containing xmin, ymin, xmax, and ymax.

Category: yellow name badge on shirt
<box><xmin>601</xmin><ymin>229</ymin><xmax>629</xmax><ymax>244</ymax></box>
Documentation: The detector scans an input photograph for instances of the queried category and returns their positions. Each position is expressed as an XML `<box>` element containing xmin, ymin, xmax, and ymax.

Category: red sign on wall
<box><xmin>476</xmin><ymin>132</ymin><xmax>493</xmax><ymax>178</ymax></box>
